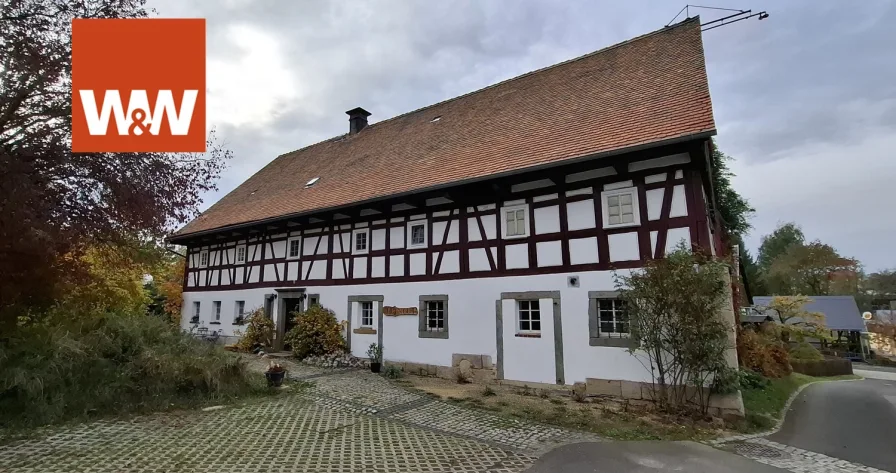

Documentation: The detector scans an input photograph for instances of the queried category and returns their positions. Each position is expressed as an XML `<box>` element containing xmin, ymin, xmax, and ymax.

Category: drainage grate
<box><xmin>729</xmin><ymin>442</ymin><xmax>790</xmax><ymax>459</ymax></box>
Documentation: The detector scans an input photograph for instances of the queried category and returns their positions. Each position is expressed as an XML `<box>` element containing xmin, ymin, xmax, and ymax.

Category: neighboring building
<box><xmin>752</xmin><ymin>296</ymin><xmax>868</xmax><ymax>359</ymax></box>
<box><xmin>168</xmin><ymin>19</ymin><xmax>733</xmax><ymax>397</ymax></box>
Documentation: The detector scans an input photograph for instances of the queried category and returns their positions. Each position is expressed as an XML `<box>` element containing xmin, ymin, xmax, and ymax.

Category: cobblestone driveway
<box><xmin>0</xmin><ymin>362</ymin><xmax>599</xmax><ymax>473</ymax></box>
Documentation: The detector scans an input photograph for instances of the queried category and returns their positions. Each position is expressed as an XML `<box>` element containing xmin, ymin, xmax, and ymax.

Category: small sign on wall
<box><xmin>383</xmin><ymin>306</ymin><xmax>418</xmax><ymax>316</ymax></box>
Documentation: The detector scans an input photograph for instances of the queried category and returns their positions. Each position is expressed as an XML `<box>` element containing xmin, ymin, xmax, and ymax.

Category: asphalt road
<box><xmin>524</xmin><ymin>441</ymin><xmax>785</xmax><ymax>473</ymax></box>
<box><xmin>768</xmin><ymin>377</ymin><xmax>896</xmax><ymax>471</ymax></box>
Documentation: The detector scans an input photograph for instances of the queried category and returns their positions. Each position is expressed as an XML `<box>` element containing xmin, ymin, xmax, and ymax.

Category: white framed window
<box><xmin>235</xmin><ymin>300</ymin><xmax>245</xmax><ymax>319</ymax></box>
<box><xmin>359</xmin><ymin>301</ymin><xmax>374</xmax><ymax>327</ymax></box>
<box><xmin>213</xmin><ymin>301</ymin><xmax>221</xmax><ymax>322</ymax></box>
<box><xmin>287</xmin><ymin>237</ymin><xmax>301</xmax><ymax>260</ymax></box>
<box><xmin>198</xmin><ymin>250</ymin><xmax>209</xmax><ymax>268</ymax></box>
<box><xmin>235</xmin><ymin>245</ymin><xmax>247</xmax><ymax>264</ymax></box>
<box><xmin>517</xmin><ymin>300</ymin><xmax>541</xmax><ymax>334</ymax></box>
<box><xmin>500</xmin><ymin>204</ymin><xmax>529</xmax><ymax>239</ymax></box>
<box><xmin>601</xmin><ymin>187</ymin><xmax>640</xmax><ymax>229</ymax></box>
<box><xmin>407</xmin><ymin>220</ymin><xmax>427</xmax><ymax>248</ymax></box>
<box><xmin>191</xmin><ymin>301</ymin><xmax>200</xmax><ymax>322</ymax></box>
<box><xmin>352</xmin><ymin>228</ymin><xmax>370</xmax><ymax>255</ymax></box>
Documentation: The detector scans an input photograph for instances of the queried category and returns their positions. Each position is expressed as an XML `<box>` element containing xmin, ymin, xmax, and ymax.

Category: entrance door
<box><xmin>274</xmin><ymin>290</ymin><xmax>306</xmax><ymax>351</ymax></box>
<box><xmin>283</xmin><ymin>297</ymin><xmax>303</xmax><ymax>337</ymax></box>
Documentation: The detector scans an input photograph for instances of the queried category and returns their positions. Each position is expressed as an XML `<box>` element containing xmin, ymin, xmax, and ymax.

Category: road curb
<box><xmin>707</xmin><ymin>376</ymin><xmax>863</xmax><ymax>446</ymax></box>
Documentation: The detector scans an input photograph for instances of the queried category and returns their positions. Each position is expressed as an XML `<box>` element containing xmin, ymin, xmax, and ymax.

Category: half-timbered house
<box><xmin>169</xmin><ymin>18</ymin><xmax>737</xmax><ymax>406</ymax></box>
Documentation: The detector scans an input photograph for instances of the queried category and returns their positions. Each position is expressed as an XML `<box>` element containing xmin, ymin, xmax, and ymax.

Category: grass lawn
<box><xmin>739</xmin><ymin>373</ymin><xmax>860</xmax><ymax>432</ymax></box>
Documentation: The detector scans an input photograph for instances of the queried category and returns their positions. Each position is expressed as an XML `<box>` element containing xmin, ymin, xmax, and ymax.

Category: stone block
<box><xmin>709</xmin><ymin>391</ymin><xmax>744</xmax><ymax>418</ymax></box>
<box><xmin>585</xmin><ymin>378</ymin><xmax>621</xmax><ymax>397</ymax></box>
<box><xmin>435</xmin><ymin>365</ymin><xmax>455</xmax><ymax>380</ymax></box>
<box><xmin>451</xmin><ymin>353</ymin><xmax>485</xmax><ymax>369</ymax></box>
<box><xmin>481</xmin><ymin>355</ymin><xmax>493</xmax><ymax>369</ymax></box>
<box><xmin>572</xmin><ymin>382</ymin><xmax>587</xmax><ymax>399</ymax></box>
<box><xmin>456</xmin><ymin>360</ymin><xmax>474</xmax><ymax>382</ymax></box>
<box><xmin>470</xmin><ymin>368</ymin><xmax>496</xmax><ymax>384</ymax></box>
<box><xmin>619</xmin><ymin>381</ymin><xmax>644</xmax><ymax>400</ymax></box>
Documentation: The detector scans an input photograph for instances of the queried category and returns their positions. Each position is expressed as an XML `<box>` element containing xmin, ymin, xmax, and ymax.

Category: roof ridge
<box><xmin>273</xmin><ymin>16</ymin><xmax>701</xmax><ymax>161</ymax></box>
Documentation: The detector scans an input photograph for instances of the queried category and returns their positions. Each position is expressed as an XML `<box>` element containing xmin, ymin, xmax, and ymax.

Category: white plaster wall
<box><xmin>390</xmin><ymin>226</ymin><xmax>404</xmax><ymax>248</ymax></box>
<box><xmin>534</xmin><ymin>206</ymin><xmax>560</xmax><ymax>235</ymax></box>
<box><xmin>261</xmin><ymin>265</ymin><xmax>275</xmax><ymax>282</ymax></box>
<box><xmin>566</xmin><ymin>200</ymin><xmax>595</xmax><ymax>231</ymax></box>
<box><xmin>569</xmin><ymin>237</ymin><xmax>598</xmax><ymax>264</ymax></box>
<box><xmin>438</xmin><ymin>250</ymin><xmax>460</xmax><ymax>274</ymax></box>
<box><xmin>371</xmin><ymin>229</ymin><xmax>386</xmax><ymax>251</ymax></box>
<box><xmin>353</xmin><ymin>257</ymin><xmax>367</xmax><ymax>279</ymax></box>
<box><xmin>608</xmin><ymin>232</ymin><xmax>639</xmax><ymax>262</ymax></box>
<box><xmin>646</xmin><ymin>188</ymin><xmax>664</xmax><ymax>220</ymax></box>
<box><xmin>467</xmin><ymin>218</ymin><xmax>482</xmax><ymax>241</ymax></box>
<box><xmin>371</xmin><ymin>256</ymin><xmax>386</xmax><ymax>278</ymax></box>
<box><xmin>332</xmin><ymin>261</ymin><xmax>344</xmax><ymax>279</ymax></box>
<box><xmin>272</xmin><ymin>240</ymin><xmax>287</xmax><ymax>258</ymax></box>
<box><xmin>665</xmin><ymin>227</ymin><xmax>691</xmax><ymax>254</ymax></box>
<box><xmin>481</xmin><ymin>214</ymin><xmax>497</xmax><ymax>240</ymax></box>
<box><xmin>286</xmin><ymin>262</ymin><xmax>298</xmax><ymax>281</ymax></box>
<box><xmin>308</xmin><ymin>261</ymin><xmax>326</xmax><ymax>280</ymax></box>
<box><xmin>669</xmin><ymin>185</ymin><xmax>688</xmax><ymax>217</ymax></box>
<box><xmin>502</xmin><ymin>297</ymin><xmax>556</xmax><ymax>384</ymax></box>
<box><xmin>181</xmin><ymin>269</ymin><xmax>659</xmax><ymax>385</ymax></box>
<box><xmin>389</xmin><ymin>255</ymin><xmax>404</xmax><ymax>277</ymax></box>
<box><xmin>469</xmin><ymin>248</ymin><xmax>491</xmax><ymax>272</ymax></box>
<box><xmin>505</xmin><ymin>243</ymin><xmax>529</xmax><ymax>269</ymax></box>
<box><xmin>536</xmin><ymin>241</ymin><xmax>563</xmax><ymax>267</ymax></box>
<box><xmin>409</xmin><ymin>253</ymin><xmax>426</xmax><ymax>275</ymax></box>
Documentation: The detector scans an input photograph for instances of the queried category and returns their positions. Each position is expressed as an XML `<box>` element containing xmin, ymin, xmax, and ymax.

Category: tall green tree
<box><xmin>710</xmin><ymin>142</ymin><xmax>754</xmax><ymax>240</ymax></box>
<box><xmin>736</xmin><ymin>237</ymin><xmax>766</xmax><ymax>296</ymax></box>
<box><xmin>766</xmin><ymin>241</ymin><xmax>858</xmax><ymax>296</ymax></box>
<box><xmin>758</xmin><ymin>222</ymin><xmax>805</xmax><ymax>272</ymax></box>
<box><xmin>867</xmin><ymin>270</ymin><xmax>896</xmax><ymax>298</ymax></box>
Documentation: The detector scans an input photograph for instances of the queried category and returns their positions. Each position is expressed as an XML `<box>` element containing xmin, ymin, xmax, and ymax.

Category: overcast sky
<box><xmin>151</xmin><ymin>0</ymin><xmax>895</xmax><ymax>272</ymax></box>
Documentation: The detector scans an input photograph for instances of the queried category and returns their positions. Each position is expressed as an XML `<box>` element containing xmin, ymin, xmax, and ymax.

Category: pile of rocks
<box><xmin>301</xmin><ymin>352</ymin><xmax>368</xmax><ymax>369</ymax></box>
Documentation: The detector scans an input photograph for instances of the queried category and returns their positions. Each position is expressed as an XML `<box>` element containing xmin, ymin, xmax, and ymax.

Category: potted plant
<box><xmin>265</xmin><ymin>361</ymin><xmax>286</xmax><ymax>387</ymax></box>
<box><xmin>366</xmin><ymin>343</ymin><xmax>383</xmax><ymax>373</ymax></box>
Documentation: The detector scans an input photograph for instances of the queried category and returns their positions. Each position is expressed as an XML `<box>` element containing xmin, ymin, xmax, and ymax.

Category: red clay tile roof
<box><xmin>172</xmin><ymin>18</ymin><xmax>714</xmax><ymax>239</ymax></box>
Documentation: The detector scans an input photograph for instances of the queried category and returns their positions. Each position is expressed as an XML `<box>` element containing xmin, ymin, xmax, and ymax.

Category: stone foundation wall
<box><xmin>581</xmin><ymin>377</ymin><xmax>744</xmax><ymax>419</ymax></box>
<box><xmin>385</xmin><ymin>353</ymin><xmax>496</xmax><ymax>383</ymax></box>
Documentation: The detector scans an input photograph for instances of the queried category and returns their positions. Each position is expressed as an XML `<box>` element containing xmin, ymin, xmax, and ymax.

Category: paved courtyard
<box><xmin>4</xmin><ymin>362</ymin><xmax>892</xmax><ymax>473</ymax></box>
<box><xmin>0</xmin><ymin>361</ymin><xmax>599</xmax><ymax>473</ymax></box>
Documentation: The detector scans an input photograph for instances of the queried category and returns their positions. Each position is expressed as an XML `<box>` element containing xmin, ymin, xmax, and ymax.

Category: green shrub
<box><xmin>0</xmin><ymin>309</ymin><xmax>263</xmax><ymax>429</ymax></box>
<box><xmin>235</xmin><ymin>308</ymin><xmax>274</xmax><ymax>352</ymax></box>
<box><xmin>738</xmin><ymin>369</ymin><xmax>770</xmax><ymax>390</ymax></box>
<box><xmin>383</xmin><ymin>364</ymin><xmax>402</xmax><ymax>379</ymax></box>
<box><xmin>788</xmin><ymin>342</ymin><xmax>823</xmax><ymax>361</ymax></box>
<box><xmin>283</xmin><ymin>305</ymin><xmax>346</xmax><ymax>359</ymax></box>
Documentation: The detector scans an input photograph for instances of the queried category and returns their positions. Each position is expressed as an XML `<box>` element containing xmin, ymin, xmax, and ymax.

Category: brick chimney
<box><xmin>346</xmin><ymin>107</ymin><xmax>371</xmax><ymax>134</ymax></box>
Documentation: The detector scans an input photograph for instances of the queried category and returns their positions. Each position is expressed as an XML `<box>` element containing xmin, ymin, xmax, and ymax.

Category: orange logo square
<box><xmin>72</xmin><ymin>19</ymin><xmax>206</xmax><ymax>152</ymax></box>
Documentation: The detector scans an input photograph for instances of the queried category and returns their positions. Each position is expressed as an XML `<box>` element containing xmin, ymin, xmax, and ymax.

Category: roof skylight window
<box><xmin>305</xmin><ymin>177</ymin><xmax>320</xmax><ymax>188</ymax></box>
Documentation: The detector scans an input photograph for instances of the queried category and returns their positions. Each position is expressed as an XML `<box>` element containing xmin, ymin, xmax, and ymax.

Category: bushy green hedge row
<box><xmin>0</xmin><ymin>310</ymin><xmax>263</xmax><ymax>428</ymax></box>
